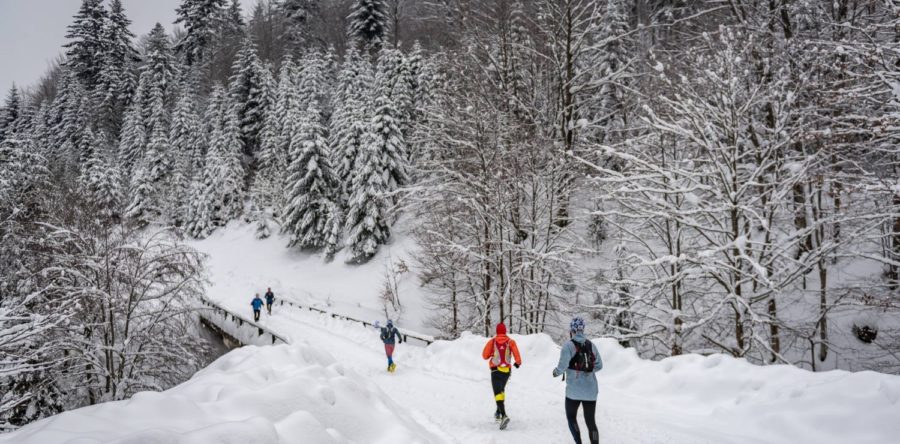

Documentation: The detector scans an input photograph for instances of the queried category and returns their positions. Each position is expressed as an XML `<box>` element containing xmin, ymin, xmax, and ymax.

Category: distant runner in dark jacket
<box><xmin>380</xmin><ymin>320</ymin><xmax>403</xmax><ymax>372</ymax></box>
<box><xmin>264</xmin><ymin>288</ymin><xmax>275</xmax><ymax>315</ymax></box>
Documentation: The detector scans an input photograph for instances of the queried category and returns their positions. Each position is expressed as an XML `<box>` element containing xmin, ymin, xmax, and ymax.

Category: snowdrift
<box><xmin>417</xmin><ymin>333</ymin><xmax>900</xmax><ymax>444</ymax></box>
<box><xmin>0</xmin><ymin>343</ymin><xmax>439</xmax><ymax>444</ymax></box>
<box><xmin>6</xmin><ymin>298</ymin><xmax>899</xmax><ymax>443</ymax></box>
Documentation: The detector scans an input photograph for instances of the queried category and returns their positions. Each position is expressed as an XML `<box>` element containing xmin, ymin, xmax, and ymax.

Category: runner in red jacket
<box><xmin>482</xmin><ymin>323</ymin><xmax>522</xmax><ymax>428</ymax></box>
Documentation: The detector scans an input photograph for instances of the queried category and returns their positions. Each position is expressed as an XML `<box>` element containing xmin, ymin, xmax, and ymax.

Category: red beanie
<box><xmin>496</xmin><ymin>323</ymin><xmax>507</xmax><ymax>335</ymax></box>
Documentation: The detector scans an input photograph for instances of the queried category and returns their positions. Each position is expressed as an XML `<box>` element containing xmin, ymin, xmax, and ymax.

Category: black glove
<box><xmin>552</xmin><ymin>368</ymin><xmax>561</xmax><ymax>378</ymax></box>
<box><xmin>514</xmin><ymin>363</ymin><xmax>520</xmax><ymax>369</ymax></box>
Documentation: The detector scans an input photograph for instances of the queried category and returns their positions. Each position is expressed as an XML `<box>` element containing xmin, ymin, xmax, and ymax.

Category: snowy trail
<box><xmin>215</xmin><ymin>298</ymin><xmax>755</xmax><ymax>444</ymax></box>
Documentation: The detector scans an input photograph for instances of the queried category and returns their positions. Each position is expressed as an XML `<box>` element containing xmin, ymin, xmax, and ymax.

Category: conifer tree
<box><xmin>185</xmin><ymin>86</ymin><xmax>245</xmax><ymax>235</ymax></box>
<box><xmin>184</xmin><ymin>173</ymin><xmax>214</xmax><ymax>238</ymax></box>
<box><xmin>249</xmin><ymin>63</ymin><xmax>281</xmax><ymax>236</ymax></box>
<box><xmin>49</xmin><ymin>70</ymin><xmax>89</xmax><ymax>170</ymax></box>
<box><xmin>377</xmin><ymin>46</ymin><xmax>413</xmax><ymax>136</ymax></box>
<box><xmin>282</xmin><ymin>100</ymin><xmax>341</xmax><ymax>256</ymax></box>
<box><xmin>175</xmin><ymin>0</ymin><xmax>228</xmax><ymax>66</ymax></box>
<box><xmin>347</xmin><ymin>0</ymin><xmax>389</xmax><ymax>53</ymax></box>
<box><xmin>79</xmin><ymin>130</ymin><xmax>124</xmax><ymax>220</ymax></box>
<box><xmin>216</xmin><ymin>102</ymin><xmax>246</xmax><ymax>221</ymax></box>
<box><xmin>64</xmin><ymin>0</ymin><xmax>109</xmax><ymax>87</ymax></box>
<box><xmin>229</xmin><ymin>38</ymin><xmax>269</xmax><ymax>159</ymax></box>
<box><xmin>331</xmin><ymin>49</ymin><xmax>373</xmax><ymax>203</ymax></box>
<box><xmin>93</xmin><ymin>0</ymin><xmax>140</xmax><ymax>136</ymax></box>
<box><xmin>276</xmin><ymin>57</ymin><xmax>303</xmax><ymax>170</ymax></box>
<box><xmin>168</xmin><ymin>89</ymin><xmax>202</xmax><ymax>225</ymax></box>
<box><xmin>342</xmin><ymin>58</ymin><xmax>409</xmax><ymax>262</ymax></box>
<box><xmin>125</xmin><ymin>90</ymin><xmax>170</xmax><ymax>227</ymax></box>
<box><xmin>142</xmin><ymin>24</ymin><xmax>178</xmax><ymax>110</ymax></box>
<box><xmin>0</xmin><ymin>85</ymin><xmax>22</xmax><ymax>142</ymax></box>
<box><xmin>342</xmin><ymin>125</ymin><xmax>392</xmax><ymax>263</ymax></box>
<box><xmin>370</xmin><ymin>54</ymin><xmax>409</xmax><ymax>192</ymax></box>
<box><xmin>118</xmin><ymin>75</ymin><xmax>148</xmax><ymax>176</ymax></box>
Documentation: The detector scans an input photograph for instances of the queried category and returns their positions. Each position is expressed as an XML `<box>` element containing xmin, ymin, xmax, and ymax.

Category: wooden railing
<box><xmin>275</xmin><ymin>298</ymin><xmax>435</xmax><ymax>345</ymax></box>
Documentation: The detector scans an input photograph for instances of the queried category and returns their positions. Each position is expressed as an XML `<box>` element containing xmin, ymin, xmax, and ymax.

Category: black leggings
<box><xmin>565</xmin><ymin>398</ymin><xmax>598</xmax><ymax>444</ymax></box>
<box><xmin>491</xmin><ymin>370</ymin><xmax>511</xmax><ymax>415</ymax></box>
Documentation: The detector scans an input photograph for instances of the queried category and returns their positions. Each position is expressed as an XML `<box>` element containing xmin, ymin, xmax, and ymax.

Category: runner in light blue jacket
<box><xmin>553</xmin><ymin>317</ymin><xmax>603</xmax><ymax>444</ymax></box>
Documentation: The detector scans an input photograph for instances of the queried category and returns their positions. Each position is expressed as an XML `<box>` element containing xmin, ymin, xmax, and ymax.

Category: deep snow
<box><xmin>4</xmin><ymin>222</ymin><xmax>900</xmax><ymax>444</ymax></box>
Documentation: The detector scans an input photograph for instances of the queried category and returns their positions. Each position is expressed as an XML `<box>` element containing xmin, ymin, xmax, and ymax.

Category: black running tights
<box><xmin>565</xmin><ymin>398</ymin><xmax>598</xmax><ymax>444</ymax></box>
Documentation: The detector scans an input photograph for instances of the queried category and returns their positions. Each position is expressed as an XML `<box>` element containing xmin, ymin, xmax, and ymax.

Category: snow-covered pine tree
<box><xmin>370</xmin><ymin>55</ymin><xmax>409</xmax><ymax>193</ymax></box>
<box><xmin>342</xmin><ymin>122</ymin><xmax>392</xmax><ymax>264</ymax></box>
<box><xmin>186</xmin><ymin>85</ymin><xmax>245</xmax><ymax>234</ymax></box>
<box><xmin>276</xmin><ymin>57</ymin><xmax>304</xmax><ymax>171</ymax></box>
<box><xmin>248</xmin><ymin>63</ymin><xmax>280</xmax><ymax>237</ymax></box>
<box><xmin>347</xmin><ymin>0</ymin><xmax>390</xmax><ymax>53</ymax></box>
<box><xmin>0</xmin><ymin>85</ymin><xmax>22</xmax><ymax>142</ymax></box>
<box><xmin>142</xmin><ymin>23</ymin><xmax>178</xmax><ymax>111</ymax></box>
<box><xmin>168</xmin><ymin>88</ymin><xmax>202</xmax><ymax>226</ymax></box>
<box><xmin>184</xmin><ymin>87</ymin><xmax>226</xmax><ymax>237</ymax></box>
<box><xmin>297</xmin><ymin>49</ymin><xmax>328</xmax><ymax>118</ymax></box>
<box><xmin>93</xmin><ymin>0</ymin><xmax>140</xmax><ymax>136</ymax></box>
<box><xmin>175</xmin><ymin>0</ymin><xmax>228</xmax><ymax>66</ymax></box>
<box><xmin>125</xmin><ymin>163</ymin><xmax>157</xmax><ymax>225</ymax></box>
<box><xmin>229</xmin><ymin>38</ymin><xmax>269</xmax><ymax>160</ymax></box>
<box><xmin>215</xmin><ymin>101</ymin><xmax>246</xmax><ymax>221</ymax></box>
<box><xmin>342</xmin><ymin>79</ymin><xmax>408</xmax><ymax>263</ymax></box>
<box><xmin>282</xmin><ymin>100</ymin><xmax>341</xmax><ymax>257</ymax></box>
<box><xmin>184</xmin><ymin>174</ymin><xmax>214</xmax><ymax>238</ymax></box>
<box><xmin>256</xmin><ymin>62</ymin><xmax>286</xmax><ymax>187</ymax></box>
<box><xmin>331</xmin><ymin>49</ymin><xmax>374</xmax><ymax>204</ymax></box>
<box><xmin>49</xmin><ymin>70</ymin><xmax>89</xmax><ymax>172</ymax></box>
<box><xmin>118</xmin><ymin>74</ymin><xmax>148</xmax><ymax>177</ymax></box>
<box><xmin>78</xmin><ymin>130</ymin><xmax>124</xmax><ymax>220</ymax></box>
<box><xmin>124</xmin><ymin>88</ymin><xmax>170</xmax><ymax>227</ymax></box>
<box><xmin>376</xmin><ymin>46</ymin><xmax>413</xmax><ymax>139</ymax></box>
<box><xmin>64</xmin><ymin>0</ymin><xmax>108</xmax><ymax>88</ymax></box>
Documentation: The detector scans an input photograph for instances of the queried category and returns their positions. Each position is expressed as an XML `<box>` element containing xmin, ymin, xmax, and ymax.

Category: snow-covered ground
<box><xmin>6</xmin><ymin>304</ymin><xmax>900</xmax><ymax>443</ymax></box>
<box><xmin>5</xmin><ymin>223</ymin><xmax>900</xmax><ymax>444</ymax></box>
<box><xmin>190</xmin><ymin>221</ymin><xmax>433</xmax><ymax>334</ymax></box>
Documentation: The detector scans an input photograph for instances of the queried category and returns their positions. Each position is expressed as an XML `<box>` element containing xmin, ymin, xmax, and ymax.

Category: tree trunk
<box><xmin>768</xmin><ymin>297</ymin><xmax>780</xmax><ymax>362</ymax></box>
<box><xmin>818</xmin><ymin>259</ymin><xmax>829</xmax><ymax>362</ymax></box>
<box><xmin>890</xmin><ymin>192</ymin><xmax>900</xmax><ymax>290</ymax></box>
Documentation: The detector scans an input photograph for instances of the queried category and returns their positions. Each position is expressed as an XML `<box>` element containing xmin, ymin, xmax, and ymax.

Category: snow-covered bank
<box><xmin>0</xmin><ymin>343</ymin><xmax>440</xmax><ymax>444</ymax></box>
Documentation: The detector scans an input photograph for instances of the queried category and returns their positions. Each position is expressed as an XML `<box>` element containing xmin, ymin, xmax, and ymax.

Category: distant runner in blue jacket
<box><xmin>553</xmin><ymin>317</ymin><xmax>603</xmax><ymax>444</ymax></box>
<box><xmin>251</xmin><ymin>294</ymin><xmax>264</xmax><ymax>321</ymax></box>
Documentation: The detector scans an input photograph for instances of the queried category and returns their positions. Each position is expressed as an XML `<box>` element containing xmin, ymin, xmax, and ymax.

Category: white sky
<box><xmin>0</xmin><ymin>0</ymin><xmax>249</xmax><ymax>96</ymax></box>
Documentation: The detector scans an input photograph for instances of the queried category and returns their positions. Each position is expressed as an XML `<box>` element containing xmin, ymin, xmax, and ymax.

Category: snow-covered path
<box><xmin>235</xmin><ymin>304</ymin><xmax>731</xmax><ymax>444</ymax></box>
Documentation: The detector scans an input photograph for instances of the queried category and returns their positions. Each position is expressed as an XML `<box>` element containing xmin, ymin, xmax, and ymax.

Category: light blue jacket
<box><xmin>554</xmin><ymin>334</ymin><xmax>603</xmax><ymax>401</ymax></box>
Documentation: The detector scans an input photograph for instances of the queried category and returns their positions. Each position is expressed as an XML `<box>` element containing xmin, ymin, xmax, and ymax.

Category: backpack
<box><xmin>380</xmin><ymin>327</ymin><xmax>390</xmax><ymax>341</ymax></box>
<box><xmin>568</xmin><ymin>339</ymin><xmax>595</xmax><ymax>372</ymax></box>
<box><xmin>492</xmin><ymin>339</ymin><xmax>511</xmax><ymax>368</ymax></box>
